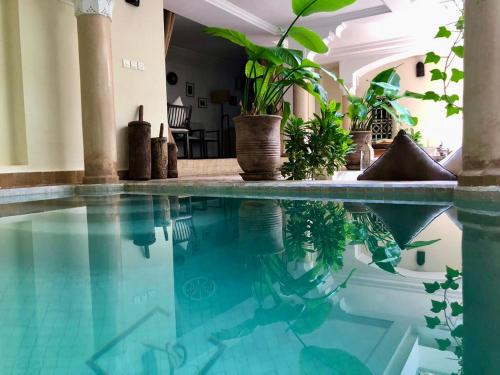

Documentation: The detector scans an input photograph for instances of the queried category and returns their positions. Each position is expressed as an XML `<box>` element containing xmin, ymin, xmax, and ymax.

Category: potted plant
<box><xmin>204</xmin><ymin>0</ymin><xmax>356</xmax><ymax>180</ymax></box>
<box><xmin>281</xmin><ymin>100</ymin><xmax>354</xmax><ymax>180</ymax></box>
<box><xmin>326</xmin><ymin>67</ymin><xmax>418</xmax><ymax>170</ymax></box>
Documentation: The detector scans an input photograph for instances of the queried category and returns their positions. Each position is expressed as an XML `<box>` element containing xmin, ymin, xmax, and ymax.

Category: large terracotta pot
<box><xmin>238</xmin><ymin>200</ymin><xmax>284</xmax><ymax>256</ymax></box>
<box><xmin>346</xmin><ymin>130</ymin><xmax>372</xmax><ymax>170</ymax></box>
<box><xmin>234</xmin><ymin>115</ymin><xmax>282</xmax><ymax>181</ymax></box>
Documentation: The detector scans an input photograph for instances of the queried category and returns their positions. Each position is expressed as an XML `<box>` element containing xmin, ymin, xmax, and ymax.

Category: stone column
<box><xmin>458</xmin><ymin>208</ymin><xmax>500</xmax><ymax>374</ymax></box>
<box><xmin>75</xmin><ymin>0</ymin><xmax>119</xmax><ymax>184</ymax></box>
<box><xmin>460</xmin><ymin>1</ymin><xmax>500</xmax><ymax>186</ymax></box>
<box><xmin>293</xmin><ymin>85</ymin><xmax>314</xmax><ymax>120</ymax></box>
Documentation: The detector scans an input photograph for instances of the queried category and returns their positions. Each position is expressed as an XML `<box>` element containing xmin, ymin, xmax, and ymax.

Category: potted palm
<box><xmin>326</xmin><ymin>67</ymin><xmax>418</xmax><ymax>170</ymax></box>
<box><xmin>205</xmin><ymin>0</ymin><xmax>356</xmax><ymax>180</ymax></box>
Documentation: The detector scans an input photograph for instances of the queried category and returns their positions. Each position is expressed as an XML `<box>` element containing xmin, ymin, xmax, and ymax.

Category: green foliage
<box><xmin>423</xmin><ymin>264</ymin><xmax>463</xmax><ymax>373</ymax></box>
<box><xmin>407</xmin><ymin>128</ymin><xmax>424</xmax><ymax>146</ymax></box>
<box><xmin>204</xmin><ymin>0</ymin><xmax>355</xmax><ymax>116</ymax></box>
<box><xmin>281</xmin><ymin>100</ymin><xmax>353</xmax><ymax>180</ymax></box>
<box><xmin>292</xmin><ymin>0</ymin><xmax>356</xmax><ymax>17</ymax></box>
<box><xmin>410</xmin><ymin>6</ymin><xmax>464</xmax><ymax>117</ymax></box>
<box><xmin>333</xmin><ymin>67</ymin><xmax>418</xmax><ymax>131</ymax></box>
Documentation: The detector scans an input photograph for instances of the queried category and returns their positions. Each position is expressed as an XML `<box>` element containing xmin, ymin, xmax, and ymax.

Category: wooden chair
<box><xmin>167</xmin><ymin>103</ymin><xmax>204</xmax><ymax>158</ymax></box>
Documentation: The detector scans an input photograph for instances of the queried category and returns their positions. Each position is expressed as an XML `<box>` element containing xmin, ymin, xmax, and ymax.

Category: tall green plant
<box><xmin>281</xmin><ymin>100</ymin><xmax>353</xmax><ymax>180</ymax></box>
<box><xmin>204</xmin><ymin>0</ymin><xmax>356</xmax><ymax>120</ymax></box>
<box><xmin>325</xmin><ymin>67</ymin><xmax>418</xmax><ymax>131</ymax></box>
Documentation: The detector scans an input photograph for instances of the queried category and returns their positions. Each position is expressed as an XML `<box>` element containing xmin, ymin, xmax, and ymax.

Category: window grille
<box><xmin>371</xmin><ymin>108</ymin><xmax>393</xmax><ymax>141</ymax></box>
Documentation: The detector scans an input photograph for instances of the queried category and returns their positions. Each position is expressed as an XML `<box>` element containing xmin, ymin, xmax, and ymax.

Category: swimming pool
<box><xmin>0</xmin><ymin>193</ymin><xmax>496</xmax><ymax>374</ymax></box>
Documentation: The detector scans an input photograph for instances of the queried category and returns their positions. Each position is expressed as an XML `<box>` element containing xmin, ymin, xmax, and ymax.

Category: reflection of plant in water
<box><xmin>213</xmin><ymin>200</ymin><xmax>367</xmax><ymax>373</ymax></box>
<box><xmin>282</xmin><ymin>200</ymin><xmax>350</xmax><ymax>271</ymax></box>
<box><xmin>349</xmin><ymin>212</ymin><xmax>440</xmax><ymax>274</ymax></box>
<box><xmin>424</xmin><ymin>266</ymin><xmax>463</xmax><ymax>375</ymax></box>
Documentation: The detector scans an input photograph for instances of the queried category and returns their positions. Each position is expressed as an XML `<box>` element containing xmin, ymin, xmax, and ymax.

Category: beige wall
<box><xmin>0</xmin><ymin>0</ymin><xmax>27</xmax><ymax>166</ymax></box>
<box><xmin>0</xmin><ymin>0</ymin><xmax>167</xmax><ymax>173</ymax></box>
<box><xmin>316</xmin><ymin>63</ymin><xmax>343</xmax><ymax>114</ymax></box>
<box><xmin>355</xmin><ymin>56</ymin><xmax>463</xmax><ymax>150</ymax></box>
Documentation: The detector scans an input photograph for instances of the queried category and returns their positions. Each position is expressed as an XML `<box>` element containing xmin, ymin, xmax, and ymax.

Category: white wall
<box><xmin>0</xmin><ymin>0</ymin><xmax>168</xmax><ymax>173</ymax></box>
<box><xmin>0</xmin><ymin>0</ymin><xmax>27</xmax><ymax>166</ymax></box>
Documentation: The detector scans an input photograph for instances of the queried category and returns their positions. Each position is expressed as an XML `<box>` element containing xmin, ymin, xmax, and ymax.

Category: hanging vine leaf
<box><xmin>435</xmin><ymin>26</ymin><xmax>452</xmax><ymax>38</ymax></box>
<box><xmin>423</xmin><ymin>281</ymin><xmax>440</xmax><ymax>293</ymax></box>
<box><xmin>451</xmin><ymin>68</ymin><xmax>464</xmax><ymax>83</ymax></box>
<box><xmin>431</xmin><ymin>69</ymin><xmax>447</xmax><ymax>81</ymax></box>
<box><xmin>431</xmin><ymin>300</ymin><xmax>448</xmax><ymax>313</ymax></box>
<box><xmin>425</xmin><ymin>315</ymin><xmax>441</xmax><ymax>329</ymax></box>
<box><xmin>425</xmin><ymin>52</ymin><xmax>441</xmax><ymax>64</ymax></box>
<box><xmin>451</xmin><ymin>45</ymin><xmax>464</xmax><ymax>58</ymax></box>
<box><xmin>436</xmin><ymin>338</ymin><xmax>452</xmax><ymax>351</ymax></box>
<box><xmin>452</xmin><ymin>324</ymin><xmax>464</xmax><ymax>339</ymax></box>
<box><xmin>450</xmin><ymin>302</ymin><xmax>464</xmax><ymax>317</ymax></box>
<box><xmin>446</xmin><ymin>266</ymin><xmax>461</xmax><ymax>279</ymax></box>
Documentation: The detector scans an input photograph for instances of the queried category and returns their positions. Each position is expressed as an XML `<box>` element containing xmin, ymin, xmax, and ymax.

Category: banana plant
<box><xmin>323</xmin><ymin>67</ymin><xmax>419</xmax><ymax>131</ymax></box>
<box><xmin>204</xmin><ymin>0</ymin><xmax>356</xmax><ymax>124</ymax></box>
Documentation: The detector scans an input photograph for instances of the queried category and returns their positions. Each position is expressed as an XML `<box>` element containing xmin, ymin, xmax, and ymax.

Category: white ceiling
<box><xmin>164</xmin><ymin>0</ymin><xmax>461</xmax><ymax>64</ymax></box>
<box><xmin>227</xmin><ymin>0</ymin><xmax>387</xmax><ymax>27</ymax></box>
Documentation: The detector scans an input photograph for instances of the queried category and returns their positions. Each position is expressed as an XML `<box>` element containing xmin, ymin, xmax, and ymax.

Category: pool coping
<box><xmin>0</xmin><ymin>179</ymin><xmax>499</xmax><ymax>206</ymax></box>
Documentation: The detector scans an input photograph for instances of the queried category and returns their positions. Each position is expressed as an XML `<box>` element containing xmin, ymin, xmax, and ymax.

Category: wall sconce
<box><xmin>125</xmin><ymin>0</ymin><xmax>140</xmax><ymax>7</ymax></box>
<box><xmin>416</xmin><ymin>61</ymin><xmax>425</xmax><ymax>77</ymax></box>
<box><xmin>416</xmin><ymin>250</ymin><xmax>426</xmax><ymax>266</ymax></box>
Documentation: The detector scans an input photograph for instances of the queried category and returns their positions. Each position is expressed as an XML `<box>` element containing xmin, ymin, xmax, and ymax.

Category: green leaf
<box><xmin>406</xmin><ymin>239</ymin><xmax>440</xmax><ymax>249</ymax></box>
<box><xmin>301</xmin><ymin>59</ymin><xmax>321</xmax><ymax>69</ymax></box>
<box><xmin>291</xmin><ymin>302</ymin><xmax>332</xmax><ymax>335</ymax></box>
<box><xmin>442</xmin><ymin>94</ymin><xmax>460</xmax><ymax>104</ymax></box>
<box><xmin>431</xmin><ymin>69</ymin><xmax>447</xmax><ymax>81</ymax></box>
<box><xmin>436</xmin><ymin>338</ymin><xmax>452</xmax><ymax>351</ymax></box>
<box><xmin>425</xmin><ymin>52</ymin><xmax>441</xmax><ymax>64</ymax></box>
<box><xmin>371</xmin><ymin>67</ymin><xmax>400</xmax><ymax>96</ymax></box>
<box><xmin>299</xmin><ymin>346</ymin><xmax>372</xmax><ymax>375</ymax></box>
<box><xmin>281</xmin><ymin>101</ymin><xmax>292</xmax><ymax>130</ymax></box>
<box><xmin>245</xmin><ymin>60</ymin><xmax>265</xmax><ymax>78</ymax></box>
<box><xmin>441</xmin><ymin>278</ymin><xmax>460</xmax><ymax>290</ymax></box>
<box><xmin>424</xmin><ymin>91</ymin><xmax>441</xmax><ymax>102</ymax></box>
<box><xmin>435</xmin><ymin>26</ymin><xmax>452</xmax><ymax>39</ymax></box>
<box><xmin>423</xmin><ymin>281</ymin><xmax>440</xmax><ymax>294</ymax></box>
<box><xmin>451</xmin><ymin>45</ymin><xmax>464</xmax><ymax>58</ymax></box>
<box><xmin>204</xmin><ymin>27</ymin><xmax>253</xmax><ymax>48</ymax></box>
<box><xmin>452</xmin><ymin>324</ymin><xmax>464</xmax><ymax>338</ymax></box>
<box><xmin>451</xmin><ymin>68</ymin><xmax>464</xmax><ymax>83</ymax></box>
<box><xmin>292</xmin><ymin>0</ymin><xmax>356</xmax><ymax>17</ymax></box>
<box><xmin>288</xmin><ymin>26</ymin><xmax>328</xmax><ymax>53</ymax></box>
<box><xmin>270</xmin><ymin>47</ymin><xmax>303</xmax><ymax>68</ymax></box>
<box><xmin>446</xmin><ymin>105</ymin><xmax>461</xmax><ymax>117</ymax></box>
<box><xmin>425</xmin><ymin>315</ymin><xmax>441</xmax><ymax>329</ymax></box>
<box><xmin>431</xmin><ymin>299</ymin><xmax>448</xmax><ymax>313</ymax></box>
<box><xmin>450</xmin><ymin>302</ymin><xmax>463</xmax><ymax>317</ymax></box>
<box><xmin>446</xmin><ymin>266</ymin><xmax>461</xmax><ymax>279</ymax></box>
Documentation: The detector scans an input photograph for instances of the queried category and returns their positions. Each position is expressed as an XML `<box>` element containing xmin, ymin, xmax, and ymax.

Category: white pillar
<box><xmin>460</xmin><ymin>1</ymin><xmax>500</xmax><ymax>186</ymax></box>
<box><xmin>74</xmin><ymin>0</ymin><xmax>119</xmax><ymax>183</ymax></box>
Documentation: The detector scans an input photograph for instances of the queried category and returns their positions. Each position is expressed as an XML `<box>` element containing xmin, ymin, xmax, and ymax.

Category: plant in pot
<box><xmin>327</xmin><ymin>67</ymin><xmax>418</xmax><ymax>170</ymax></box>
<box><xmin>281</xmin><ymin>100</ymin><xmax>353</xmax><ymax>180</ymax></box>
<box><xmin>204</xmin><ymin>0</ymin><xmax>356</xmax><ymax>181</ymax></box>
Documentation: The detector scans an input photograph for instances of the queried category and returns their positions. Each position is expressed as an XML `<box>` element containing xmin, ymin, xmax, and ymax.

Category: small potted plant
<box><xmin>281</xmin><ymin>100</ymin><xmax>353</xmax><ymax>180</ymax></box>
<box><xmin>205</xmin><ymin>0</ymin><xmax>356</xmax><ymax>180</ymax></box>
<box><xmin>327</xmin><ymin>67</ymin><xmax>418</xmax><ymax>170</ymax></box>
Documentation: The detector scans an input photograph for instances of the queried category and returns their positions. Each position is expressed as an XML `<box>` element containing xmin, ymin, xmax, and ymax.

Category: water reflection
<box><xmin>0</xmin><ymin>194</ymin><xmax>496</xmax><ymax>374</ymax></box>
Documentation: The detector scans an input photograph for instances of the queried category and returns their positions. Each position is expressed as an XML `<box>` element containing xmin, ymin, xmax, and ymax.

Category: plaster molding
<box><xmin>205</xmin><ymin>0</ymin><xmax>281</xmax><ymax>35</ymax></box>
<box><xmin>332</xmin><ymin>36</ymin><xmax>426</xmax><ymax>60</ymax></box>
<box><xmin>73</xmin><ymin>0</ymin><xmax>115</xmax><ymax>19</ymax></box>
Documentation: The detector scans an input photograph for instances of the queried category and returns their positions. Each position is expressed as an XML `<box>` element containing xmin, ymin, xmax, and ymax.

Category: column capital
<box><xmin>73</xmin><ymin>0</ymin><xmax>115</xmax><ymax>19</ymax></box>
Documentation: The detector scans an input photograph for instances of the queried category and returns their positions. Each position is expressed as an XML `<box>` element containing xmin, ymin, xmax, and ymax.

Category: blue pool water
<box><xmin>0</xmin><ymin>193</ymin><xmax>497</xmax><ymax>374</ymax></box>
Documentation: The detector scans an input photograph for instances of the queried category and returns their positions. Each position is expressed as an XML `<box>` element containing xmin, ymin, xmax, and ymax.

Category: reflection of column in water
<box><xmin>238</xmin><ymin>200</ymin><xmax>284</xmax><ymax>256</ymax></box>
<box><xmin>169</xmin><ymin>196</ymin><xmax>181</xmax><ymax>219</ymax></box>
<box><xmin>153</xmin><ymin>195</ymin><xmax>171</xmax><ymax>241</ymax></box>
<box><xmin>85</xmin><ymin>195</ymin><xmax>122</xmax><ymax>349</ymax></box>
<box><xmin>130</xmin><ymin>195</ymin><xmax>156</xmax><ymax>259</ymax></box>
<box><xmin>459</xmin><ymin>209</ymin><xmax>500</xmax><ymax>374</ymax></box>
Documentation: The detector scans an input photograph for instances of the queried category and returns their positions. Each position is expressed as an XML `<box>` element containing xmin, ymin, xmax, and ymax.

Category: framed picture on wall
<box><xmin>198</xmin><ymin>97</ymin><xmax>208</xmax><ymax>108</ymax></box>
<box><xmin>186</xmin><ymin>82</ymin><xmax>195</xmax><ymax>97</ymax></box>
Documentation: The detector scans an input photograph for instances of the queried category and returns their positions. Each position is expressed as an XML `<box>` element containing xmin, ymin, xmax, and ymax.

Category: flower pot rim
<box><xmin>235</xmin><ymin>114</ymin><xmax>283</xmax><ymax>120</ymax></box>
